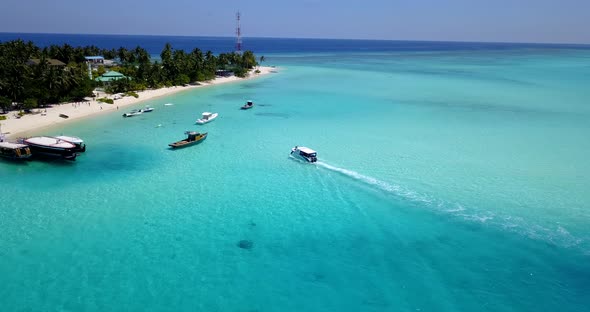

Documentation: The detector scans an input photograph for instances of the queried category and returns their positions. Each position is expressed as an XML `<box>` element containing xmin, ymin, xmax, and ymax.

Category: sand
<box><xmin>1</xmin><ymin>66</ymin><xmax>275</xmax><ymax>138</ymax></box>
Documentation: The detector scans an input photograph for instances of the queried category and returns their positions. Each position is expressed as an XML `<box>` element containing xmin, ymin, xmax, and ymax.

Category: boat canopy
<box><xmin>25</xmin><ymin>136</ymin><xmax>76</xmax><ymax>148</ymax></box>
<box><xmin>297</xmin><ymin>146</ymin><xmax>316</xmax><ymax>154</ymax></box>
<box><xmin>55</xmin><ymin>135</ymin><xmax>83</xmax><ymax>143</ymax></box>
<box><xmin>202</xmin><ymin>112</ymin><xmax>213</xmax><ymax>117</ymax></box>
<box><xmin>0</xmin><ymin>142</ymin><xmax>28</xmax><ymax>149</ymax></box>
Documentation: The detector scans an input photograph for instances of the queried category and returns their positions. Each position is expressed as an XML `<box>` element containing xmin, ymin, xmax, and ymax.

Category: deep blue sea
<box><xmin>1</xmin><ymin>33</ymin><xmax>590</xmax><ymax>311</ymax></box>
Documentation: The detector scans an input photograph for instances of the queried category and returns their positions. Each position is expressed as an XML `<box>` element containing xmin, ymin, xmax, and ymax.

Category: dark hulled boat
<box><xmin>0</xmin><ymin>142</ymin><xmax>32</xmax><ymax>160</ymax></box>
<box><xmin>241</xmin><ymin>100</ymin><xmax>254</xmax><ymax>110</ymax></box>
<box><xmin>169</xmin><ymin>131</ymin><xmax>208</xmax><ymax>149</ymax></box>
<box><xmin>23</xmin><ymin>136</ymin><xmax>77</xmax><ymax>160</ymax></box>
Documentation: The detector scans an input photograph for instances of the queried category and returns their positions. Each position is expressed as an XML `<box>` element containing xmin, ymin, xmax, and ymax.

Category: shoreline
<box><xmin>1</xmin><ymin>66</ymin><xmax>276</xmax><ymax>139</ymax></box>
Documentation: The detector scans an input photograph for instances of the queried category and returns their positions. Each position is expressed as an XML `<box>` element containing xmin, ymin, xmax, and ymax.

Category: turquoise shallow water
<box><xmin>1</xmin><ymin>49</ymin><xmax>590</xmax><ymax>311</ymax></box>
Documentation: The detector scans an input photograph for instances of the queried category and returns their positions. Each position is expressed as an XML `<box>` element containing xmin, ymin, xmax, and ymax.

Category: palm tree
<box><xmin>259</xmin><ymin>55</ymin><xmax>265</xmax><ymax>69</ymax></box>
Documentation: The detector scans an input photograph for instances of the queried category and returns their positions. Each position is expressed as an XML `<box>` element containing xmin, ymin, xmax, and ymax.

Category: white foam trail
<box><xmin>314</xmin><ymin>161</ymin><xmax>587</xmax><ymax>251</ymax></box>
<box><xmin>315</xmin><ymin>161</ymin><xmax>432</xmax><ymax>204</ymax></box>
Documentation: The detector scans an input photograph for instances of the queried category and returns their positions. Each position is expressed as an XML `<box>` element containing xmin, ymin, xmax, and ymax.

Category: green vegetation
<box><xmin>0</xmin><ymin>116</ymin><xmax>6</xmax><ymax>121</ymax></box>
<box><xmin>97</xmin><ymin>98</ymin><xmax>114</xmax><ymax>104</ymax></box>
<box><xmin>124</xmin><ymin>91</ymin><xmax>139</xmax><ymax>98</ymax></box>
<box><xmin>0</xmin><ymin>40</ymin><xmax>258</xmax><ymax>114</ymax></box>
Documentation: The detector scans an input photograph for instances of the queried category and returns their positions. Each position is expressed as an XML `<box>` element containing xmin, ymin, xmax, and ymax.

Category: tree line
<box><xmin>0</xmin><ymin>39</ymin><xmax>259</xmax><ymax>112</ymax></box>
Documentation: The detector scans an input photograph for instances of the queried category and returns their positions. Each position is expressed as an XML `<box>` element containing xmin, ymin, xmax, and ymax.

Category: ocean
<box><xmin>1</xmin><ymin>33</ymin><xmax>590</xmax><ymax>311</ymax></box>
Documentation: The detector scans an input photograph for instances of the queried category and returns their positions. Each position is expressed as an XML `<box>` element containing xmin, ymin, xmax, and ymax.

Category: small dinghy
<box><xmin>123</xmin><ymin>109</ymin><xmax>143</xmax><ymax>117</ymax></box>
<box><xmin>241</xmin><ymin>100</ymin><xmax>254</xmax><ymax>110</ymax></box>
<box><xmin>142</xmin><ymin>106</ymin><xmax>154</xmax><ymax>112</ymax></box>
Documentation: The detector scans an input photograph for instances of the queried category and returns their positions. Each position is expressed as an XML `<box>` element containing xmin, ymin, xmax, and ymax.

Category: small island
<box><xmin>0</xmin><ymin>40</ymin><xmax>270</xmax><ymax>136</ymax></box>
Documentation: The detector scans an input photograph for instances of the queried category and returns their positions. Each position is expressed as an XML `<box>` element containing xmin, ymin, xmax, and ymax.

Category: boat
<box><xmin>169</xmin><ymin>131</ymin><xmax>208</xmax><ymax>149</ymax></box>
<box><xmin>196</xmin><ymin>112</ymin><xmax>219</xmax><ymax>124</ymax></box>
<box><xmin>59</xmin><ymin>114</ymin><xmax>69</xmax><ymax>119</ymax></box>
<box><xmin>54</xmin><ymin>135</ymin><xmax>86</xmax><ymax>152</ymax></box>
<box><xmin>164</xmin><ymin>103</ymin><xmax>174</xmax><ymax>106</ymax></box>
<box><xmin>142</xmin><ymin>106</ymin><xmax>154</xmax><ymax>113</ymax></box>
<box><xmin>0</xmin><ymin>142</ymin><xmax>32</xmax><ymax>160</ymax></box>
<box><xmin>23</xmin><ymin>136</ymin><xmax>77</xmax><ymax>160</ymax></box>
<box><xmin>290</xmin><ymin>146</ymin><xmax>317</xmax><ymax>163</ymax></box>
<box><xmin>241</xmin><ymin>100</ymin><xmax>254</xmax><ymax>110</ymax></box>
<box><xmin>122</xmin><ymin>109</ymin><xmax>143</xmax><ymax>117</ymax></box>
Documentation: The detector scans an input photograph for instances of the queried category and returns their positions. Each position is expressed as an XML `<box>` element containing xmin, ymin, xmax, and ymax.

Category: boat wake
<box><xmin>315</xmin><ymin>161</ymin><xmax>587</xmax><ymax>252</ymax></box>
<box><xmin>315</xmin><ymin>161</ymin><xmax>447</xmax><ymax>208</ymax></box>
<box><xmin>316</xmin><ymin>161</ymin><xmax>407</xmax><ymax>196</ymax></box>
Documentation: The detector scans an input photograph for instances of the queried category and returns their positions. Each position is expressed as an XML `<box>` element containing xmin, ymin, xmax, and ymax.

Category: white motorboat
<box><xmin>143</xmin><ymin>106</ymin><xmax>154</xmax><ymax>113</ymax></box>
<box><xmin>23</xmin><ymin>136</ymin><xmax>77</xmax><ymax>160</ymax></box>
<box><xmin>290</xmin><ymin>146</ymin><xmax>317</xmax><ymax>163</ymax></box>
<box><xmin>123</xmin><ymin>109</ymin><xmax>143</xmax><ymax>117</ymax></box>
<box><xmin>196</xmin><ymin>112</ymin><xmax>219</xmax><ymax>124</ymax></box>
<box><xmin>54</xmin><ymin>135</ymin><xmax>86</xmax><ymax>152</ymax></box>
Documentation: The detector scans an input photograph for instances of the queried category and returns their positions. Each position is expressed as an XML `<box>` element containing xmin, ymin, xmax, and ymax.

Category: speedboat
<box><xmin>23</xmin><ymin>136</ymin><xmax>77</xmax><ymax>160</ymax></box>
<box><xmin>123</xmin><ymin>109</ymin><xmax>143</xmax><ymax>117</ymax></box>
<box><xmin>142</xmin><ymin>106</ymin><xmax>154</xmax><ymax>113</ymax></box>
<box><xmin>169</xmin><ymin>131</ymin><xmax>208</xmax><ymax>149</ymax></box>
<box><xmin>54</xmin><ymin>135</ymin><xmax>86</xmax><ymax>152</ymax></box>
<box><xmin>0</xmin><ymin>142</ymin><xmax>32</xmax><ymax>160</ymax></box>
<box><xmin>290</xmin><ymin>146</ymin><xmax>317</xmax><ymax>163</ymax></box>
<box><xmin>196</xmin><ymin>112</ymin><xmax>219</xmax><ymax>124</ymax></box>
<box><xmin>241</xmin><ymin>100</ymin><xmax>254</xmax><ymax>110</ymax></box>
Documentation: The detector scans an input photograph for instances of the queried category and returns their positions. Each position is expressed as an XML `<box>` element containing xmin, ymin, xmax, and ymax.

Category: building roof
<box><xmin>95</xmin><ymin>71</ymin><xmax>127</xmax><ymax>82</ymax></box>
<box><xmin>27</xmin><ymin>59</ymin><xmax>66</xmax><ymax>66</ymax></box>
<box><xmin>85</xmin><ymin>56</ymin><xmax>104</xmax><ymax>60</ymax></box>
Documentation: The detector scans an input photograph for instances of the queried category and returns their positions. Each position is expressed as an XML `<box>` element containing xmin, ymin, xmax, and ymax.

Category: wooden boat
<box><xmin>23</xmin><ymin>136</ymin><xmax>77</xmax><ymax>161</ymax></box>
<box><xmin>241</xmin><ymin>100</ymin><xmax>254</xmax><ymax>110</ymax></box>
<box><xmin>168</xmin><ymin>131</ymin><xmax>208</xmax><ymax>149</ymax></box>
<box><xmin>0</xmin><ymin>142</ymin><xmax>32</xmax><ymax>160</ymax></box>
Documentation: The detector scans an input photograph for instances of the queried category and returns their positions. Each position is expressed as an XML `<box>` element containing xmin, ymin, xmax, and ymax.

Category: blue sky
<box><xmin>1</xmin><ymin>0</ymin><xmax>589</xmax><ymax>43</ymax></box>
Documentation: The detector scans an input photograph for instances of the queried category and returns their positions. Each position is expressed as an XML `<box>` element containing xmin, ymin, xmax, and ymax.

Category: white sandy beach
<box><xmin>1</xmin><ymin>66</ymin><xmax>275</xmax><ymax>138</ymax></box>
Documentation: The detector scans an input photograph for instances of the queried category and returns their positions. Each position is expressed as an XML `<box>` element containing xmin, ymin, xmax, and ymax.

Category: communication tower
<box><xmin>236</xmin><ymin>11</ymin><xmax>242</xmax><ymax>53</ymax></box>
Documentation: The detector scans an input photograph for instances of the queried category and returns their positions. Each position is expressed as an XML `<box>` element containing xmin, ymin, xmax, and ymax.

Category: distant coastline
<box><xmin>2</xmin><ymin>66</ymin><xmax>275</xmax><ymax>138</ymax></box>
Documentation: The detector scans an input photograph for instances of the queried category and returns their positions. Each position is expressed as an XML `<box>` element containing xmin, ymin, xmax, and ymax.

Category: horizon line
<box><xmin>1</xmin><ymin>31</ymin><xmax>590</xmax><ymax>47</ymax></box>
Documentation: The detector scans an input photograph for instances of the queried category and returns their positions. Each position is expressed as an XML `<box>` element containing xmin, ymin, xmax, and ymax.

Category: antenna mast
<box><xmin>236</xmin><ymin>11</ymin><xmax>242</xmax><ymax>53</ymax></box>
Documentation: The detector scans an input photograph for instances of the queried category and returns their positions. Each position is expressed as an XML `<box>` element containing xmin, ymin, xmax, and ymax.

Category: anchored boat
<box><xmin>142</xmin><ymin>106</ymin><xmax>154</xmax><ymax>113</ymax></box>
<box><xmin>241</xmin><ymin>100</ymin><xmax>254</xmax><ymax>110</ymax></box>
<box><xmin>23</xmin><ymin>136</ymin><xmax>77</xmax><ymax>161</ymax></box>
<box><xmin>122</xmin><ymin>109</ymin><xmax>143</xmax><ymax>117</ymax></box>
<box><xmin>54</xmin><ymin>135</ymin><xmax>86</xmax><ymax>152</ymax></box>
<box><xmin>168</xmin><ymin>131</ymin><xmax>208</xmax><ymax>149</ymax></box>
<box><xmin>0</xmin><ymin>142</ymin><xmax>32</xmax><ymax>160</ymax></box>
<box><xmin>290</xmin><ymin>146</ymin><xmax>317</xmax><ymax>163</ymax></box>
<box><xmin>196</xmin><ymin>112</ymin><xmax>219</xmax><ymax>124</ymax></box>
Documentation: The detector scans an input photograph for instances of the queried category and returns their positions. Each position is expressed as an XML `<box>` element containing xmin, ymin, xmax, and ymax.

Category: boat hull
<box><xmin>196</xmin><ymin>113</ymin><xmax>219</xmax><ymax>124</ymax></box>
<box><xmin>169</xmin><ymin>133</ymin><xmax>208</xmax><ymax>149</ymax></box>
<box><xmin>0</xmin><ymin>146</ymin><xmax>32</xmax><ymax>160</ymax></box>
<box><xmin>25</xmin><ymin>144</ymin><xmax>77</xmax><ymax>160</ymax></box>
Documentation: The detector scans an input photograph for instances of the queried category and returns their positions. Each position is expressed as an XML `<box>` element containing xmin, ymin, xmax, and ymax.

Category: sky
<box><xmin>1</xmin><ymin>0</ymin><xmax>589</xmax><ymax>44</ymax></box>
